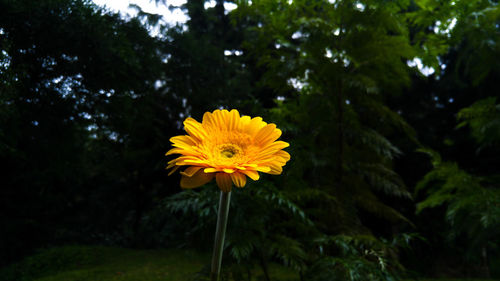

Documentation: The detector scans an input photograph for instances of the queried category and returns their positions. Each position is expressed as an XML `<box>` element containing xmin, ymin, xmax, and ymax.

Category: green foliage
<box><xmin>304</xmin><ymin>234</ymin><xmax>417</xmax><ymax>281</ymax></box>
<box><xmin>163</xmin><ymin>182</ymin><xmax>312</xmax><ymax>276</ymax></box>
<box><xmin>163</xmin><ymin>181</ymin><xmax>418</xmax><ymax>280</ymax></box>
<box><xmin>457</xmin><ymin>97</ymin><xmax>500</xmax><ymax>148</ymax></box>
<box><xmin>0</xmin><ymin>0</ymin><xmax>178</xmax><ymax>264</ymax></box>
<box><xmin>232</xmin><ymin>0</ymin><xmax>415</xmax><ymax>237</ymax></box>
<box><xmin>450</xmin><ymin>1</ymin><xmax>500</xmax><ymax>86</ymax></box>
<box><xmin>416</xmin><ymin>96</ymin><xmax>500</xmax><ymax>265</ymax></box>
<box><xmin>407</xmin><ymin>0</ymin><xmax>500</xmax><ymax>78</ymax></box>
<box><xmin>416</xmin><ymin>149</ymin><xmax>500</xmax><ymax>260</ymax></box>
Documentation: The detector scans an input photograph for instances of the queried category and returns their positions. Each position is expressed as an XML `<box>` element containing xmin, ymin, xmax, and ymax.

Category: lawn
<box><xmin>404</xmin><ymin>278</ymin><xmax>498</xmax><ymax>281</ymax></box>
<box><xmin>1</xmin><ymin>246</ymin><xmax>498</xmax><ymax>281</ymax></box>
<box><xmin>0</xmin><ymin>245</ymin><xmax>298</xmax><ymax>281</ymax></box>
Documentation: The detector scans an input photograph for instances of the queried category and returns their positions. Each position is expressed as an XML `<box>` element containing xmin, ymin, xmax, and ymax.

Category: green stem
<box><xmin>210</xmin><ymin>191</ymin><xmax>231</xmax><ymax>281</ymax></box>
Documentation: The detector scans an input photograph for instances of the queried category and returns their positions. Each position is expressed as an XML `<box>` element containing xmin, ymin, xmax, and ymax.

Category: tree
<box><xmin>0</xmin><ymin>0</ymin><xmax>176</xmax><ymax>264</ymax></box>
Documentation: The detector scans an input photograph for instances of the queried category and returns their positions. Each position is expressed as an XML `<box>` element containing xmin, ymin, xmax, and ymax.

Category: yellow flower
<box><xmin>166</xmin><ymin>109</ymin><xmax>290</xmax><ymax>192</ymax></box>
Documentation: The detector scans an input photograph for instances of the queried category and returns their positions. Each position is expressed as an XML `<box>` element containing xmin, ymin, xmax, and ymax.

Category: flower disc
<box><xmin>166</xmin><ymin>109</ymin><xmax>290</xmax><ymax>192</ymax></box>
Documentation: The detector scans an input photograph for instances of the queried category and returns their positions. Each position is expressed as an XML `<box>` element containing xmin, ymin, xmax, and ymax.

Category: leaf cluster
<box><xmin>416</xmin><ymin>148</ymin><xmax>500</xmax><ymax>260</ymax></box>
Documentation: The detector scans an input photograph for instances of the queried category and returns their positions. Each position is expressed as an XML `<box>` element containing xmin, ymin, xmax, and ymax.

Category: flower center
<box><xmin>221</xmin><ymin>149</ymin><xmax>235</xmax><ymax>158</ymax></box>
<box><xmin>219</xmin><ymin>144</ymin><xmax>241</xmax><ymax>159</ymax></box>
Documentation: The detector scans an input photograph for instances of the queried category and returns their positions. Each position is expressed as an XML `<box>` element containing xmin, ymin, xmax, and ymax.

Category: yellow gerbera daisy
<box><xmin>166</xmin><ymin>109</ymin><xmax>290</xmax><ymax>192</ymax></box>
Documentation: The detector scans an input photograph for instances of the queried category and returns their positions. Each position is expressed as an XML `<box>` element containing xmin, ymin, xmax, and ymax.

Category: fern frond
<box><xmin>270</xmin><ymin>234</ymin><xmax>307</xmax><ymax>271</ymax></box>
<box><xmin>163</xmin><ymin>187</ymin><xmax>218</xmax><ymax>219</ymax></box>
<box><xmin>226</xmin><ymin>235</ymin><xmax>257</xmax><ymax>263</ymax></box>
<box><xmin>353</xmin><ymin>187</ymin><xmax>412</xmax><ymax>225</ymax></box>
<box><xmin>416</xmin><ymin>147</ymin><xmax>442</xmax><ymax>167</ymax></box>
<box><xmin>457</xmin><ymin>97</ymin><xmax>500</xmax><ymax>147</ymax></box>
<box><xmin>347</xmin><ymin>127</ymin><xmax>402</xmax><ymax>159</ymax></box>
<box><xmin>308</xmin><ymin>234</ymin><xmax>404</xmax><ymax>281</ymax></box>
<box><xmin>415</xmin><ymin>160</ymin><xmax>480</xmax><ymax>213</ymax></box>
<box><xmin>417</xmin><ymin>150</ymin><xmax>500</xmax><ymax>257</ymax></box>
<box><xmin>358</xmin><ymin>163</ymin><xmax>411</xmax><ymax>199</ymax></box>
<box><xmin>255</xmin><ymin>183</ymin><xmax>314</xmax><ymax>226</ymax></box>
<box><xmin>357</xmin><ymin>99</ymin><xmax>418</xmax><ymax>143</ymax></box>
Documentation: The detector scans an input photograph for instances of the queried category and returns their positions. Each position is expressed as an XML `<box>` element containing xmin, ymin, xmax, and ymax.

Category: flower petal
<box><xmin>239</xmin><ymin>115</ymin><xmax>251</xmax><ymax>130</ymax></box>
<box><xmin>168</xmin><ymin>156</ymin><xmax>199</xmax><ymax>165</ymax></box>
<box><xmin>165</xmin><ymin>147</ymin><xmax>200</xmax><ymax>157</ymax></box>
<box><xmin>202</xmin><ymin>111</ymin><xmax>215</xmax><ymax>127</ymax></box>
<box><xmin>180</xmin><ymin>169</ymin><xmax>214</xmax><ymax>189</ymax></box>
<box><xmin>274</xmin><ymin>150</ymin><xmax>291</xmax><ymax>162</ymax></box>
<box><xmin>268</xmin><ymin>163</ymin><xmax>283</xmax><ymax>175</ymax></box>
<box><xmin>261</xmin><ymin>140</ymin><xmax>290</xmax><ymax>151</ymax></box>
<box><xmin>204</xmin><ymin>167</ymin><xmax>219</xmax><ymax>173</ymax></box>
<box><xmin>254</xmin><ymin>124</ymin><xmax>281</xmax><ymax>145</ymax></box>
<box><xmin>228</xmin><ymin>109</ymin><xmax>240</xmax><ymax>131</ymax></box>
<box><xmin>167</xmin><ymin>165</ymin><xmax>180</xmax><ymax>176</ymax></box>
<box><xmin>246</xmin><ymin>117</ymin><xmax>266</xmax><ymax>136</ymax></box>
<box><xmin>212</xmin><ymin>110</ymin><xmax>227</xmax><ymax>130</ymax></box>
<box><xmin>256</xmin><ymin>141</ymin><xmax>290</xmax><ymax>159</ymax></box>
<box><xmin>216</xmin><ymin>173</ymin><xmax>232</xmax><ymax>192</ymax></box>
<box><xmin>180</xmin><ymin>166</ymin><xmax>203</xmax><ymax>177</ymax></box>
<box><xmin>255</xmin><ymin>166</ymin><xmax>271</xmax><ymax>172</ymax></box>
<box><xmin>184</xmin><ymin>117</ymin><xmax>208</xmax><ymax>140</ymax></box>
<box><xmin>231</xmin><ymin>172</ymin><xmax>247</xmax><ymax>188</ymax></box>
<box><xmin>183</xmin><ymin>159</ymin><xmax>210</xmax><ymax>165</ymax></box>
<box><xmin>170</xmin><ymin>135</ymin><xmax>197</xmax><ymax>149</ymax></box>
<box><xmin>165</xmin><ymin>148</ymin><xmax>183</xmax><ymax>156</ymax></box>
<box><xmin>241</xmin><ymin>170</ymin><xmax>260</xmax><ymax>181</ymax></box>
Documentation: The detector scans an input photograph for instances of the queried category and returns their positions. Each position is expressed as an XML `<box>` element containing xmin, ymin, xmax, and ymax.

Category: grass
<box><xmin>0</xmin><ymin>245</ymin><xmax>299</xmax><ymax>281</ymax></box>
<box><xmin>2</xmin><ymin>246</ymin><xmax>498</xmax><ymax>281</ymax></box>
<box><xmin>405</xmin><ymin>278</ymin><xmax>498</xmax><ymax>281</ymax></box>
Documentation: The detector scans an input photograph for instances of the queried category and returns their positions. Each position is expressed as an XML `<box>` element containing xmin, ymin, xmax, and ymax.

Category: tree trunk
<box><xmin>258</xmin><ymin>250</ymin><xmax>271</xmax><ymax>281</ymax></box>
<box><xmin>336</xmin><ymin>78</ymin><xmax>344</xmax><ymax>185</ymax></box>
<box><xmin>479</xmin><ymin>246</ymin><xmax>490</xmax><ymax>278</ymax></box>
